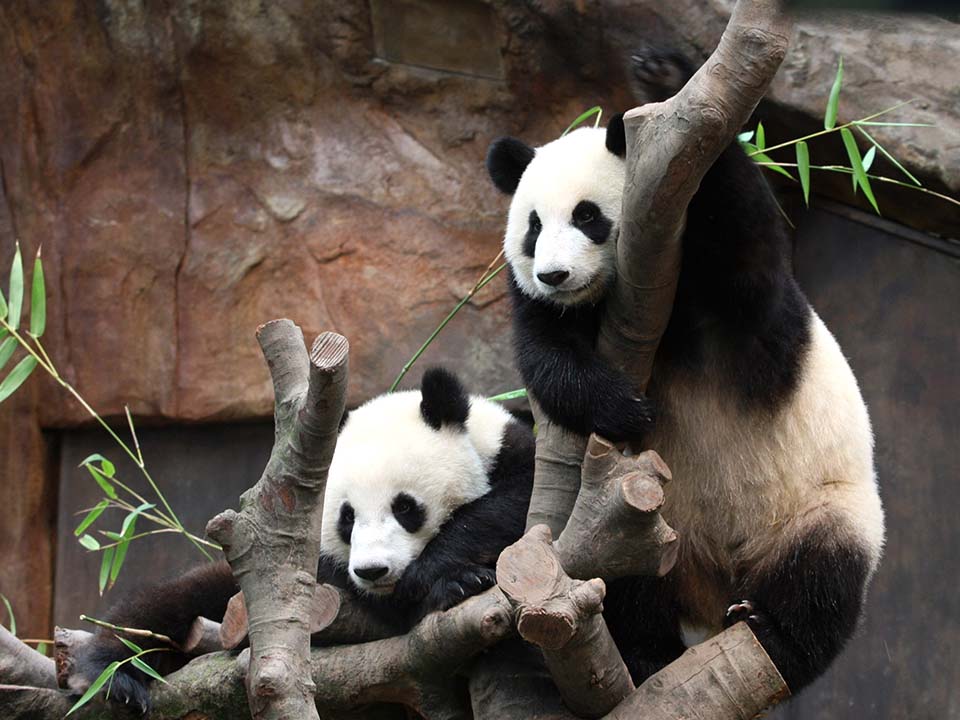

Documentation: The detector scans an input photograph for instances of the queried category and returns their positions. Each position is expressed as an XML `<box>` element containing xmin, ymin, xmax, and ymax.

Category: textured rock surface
<box><xmin>1</xmin><ymin>0</ymin><xmax>957</xmax><ymax>425</ymax></box>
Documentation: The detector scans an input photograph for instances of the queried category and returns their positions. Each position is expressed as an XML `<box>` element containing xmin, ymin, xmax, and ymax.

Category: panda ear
<box><xmin>605</xmin><ymin>113</ymin><xmax>626</xmax><ymax>158</ymax></box>
<box><xmin>420</xmin><ymin>367</ymin><xmax>470</xmax><ymax>431</ymax></box>
<box><xmin>486</xmin><ymin>137</ymin><xmax>535</xmax><ymax>195</ymax></box>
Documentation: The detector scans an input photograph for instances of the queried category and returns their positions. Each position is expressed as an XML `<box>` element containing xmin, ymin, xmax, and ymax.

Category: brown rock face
<box><xmin>1</xmin><ymin>1</ymin><xmax>956</xmax><ymax>424</ymax></box>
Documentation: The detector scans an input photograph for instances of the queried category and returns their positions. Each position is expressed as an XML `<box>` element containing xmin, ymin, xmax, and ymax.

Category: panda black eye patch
<box><xmin>572</xmin><ymin>200</ymin><xmax>612</xmax><ymax>244</ymax></box>
<box><xmin>337</xmin><ymin>502</ymin><xmax>355</xmax><ymax>545</ymax></box>
<box><xmin>391</xmin><ymin>492</ymin><xmax>426</xmax><ymax>533</ymax></box>
<box><xmin>523</xmin><ymin>210</ymin><xmax>542</xmax><ymax>258</ymax></box>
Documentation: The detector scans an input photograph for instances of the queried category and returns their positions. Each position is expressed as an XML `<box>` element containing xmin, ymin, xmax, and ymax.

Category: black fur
<box><xmin>420</xmin><ymin>366</ymin><xmax>470</xmax><ymax>430</ymax></box>
<box><xmin>337</xmin><ymin>501</ymin><xmax>355</xmax><ymax>544</ymax></box>
<box><xmin>70</xmin><ymin>562</ymin><xmax>239</xmax><ymax>712</ymax></box>
<box><xmin>523</xmin><ymin>210</ymin><xmax>541</xmax><ymax>258</ymax></box>
<box><xmin>508</xmin><ymin>271</ymin><xmax>656</xmax><ymax>442</ymax></box>
<box><xmin>572</xmin><ymin>200</ymin><xmax>613</xmax><ymax>244</ymax></box>
<box><xmin>486</xmin><ymin>137</ymin><xmax>536</xmax><ymax>195</ymax></box>
<box><xmin>607</xmin><ymin>528</ymin><xmax>871</xmax><ymax>691</ymax></box>
<box><xmin>391</xmin><ymin>492</ymin><xmax>426</xmax><ymax>534</ymax></box>
<box><xmin>605</xmin><ymin>112</ymin><xmax>626</xmax><ymax>157</ymax></box>
<box><xmin>728</xmin><ymin>534</ymin><xmax>870</xmax><ymax>692</ymax></box>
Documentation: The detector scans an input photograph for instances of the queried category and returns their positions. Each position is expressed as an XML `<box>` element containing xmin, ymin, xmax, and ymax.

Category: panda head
<box><xmin>320</xmin><ymin>367</ymin><xmax>512</xmax><ymax>597</ymax></box>
<box><xmin>486</xmin><ymin>115</ymin><xmax>627</xmax><ymax>306</ymax></box>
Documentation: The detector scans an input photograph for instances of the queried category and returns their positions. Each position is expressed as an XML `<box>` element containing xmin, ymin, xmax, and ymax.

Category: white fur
<box><xmin>504</xmin><ymin>127</ymin><xmax>625</xmax><ymax>305</ymax></box>
<box><xmin>648</xmin><ymin>311</ymin><xmax>885</xmax><ymax>636</ymax></box>
<box><xmin>320</xmin><ymin>389</ymin><xmax>513</xmax><ymax>596</ymax></box>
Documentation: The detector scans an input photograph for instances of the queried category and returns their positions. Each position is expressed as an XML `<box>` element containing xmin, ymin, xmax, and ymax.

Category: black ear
<box><xmin>606</xmin><ymin>113</ymin><xmax>626</xmax><ymax>158</ymax></box>
<box><xmin>486</xmin><ymin>137</ymin><xmax>535</xmax><ymax>195</ymax></box>
<box><xmin>420</xmin><ymin>367</ymin><xmax>470</xmax><ymax>431</ymax></box>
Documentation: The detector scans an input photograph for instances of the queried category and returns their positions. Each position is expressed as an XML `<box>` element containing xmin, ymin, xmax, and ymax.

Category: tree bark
<box><xmin>205</xmin><ymin>323</ymin><xmax>350</xmax><ymax>720</ymax></box>
<box><xmin>0</xmin><ymin>625</ymin><xmax>55</xmax><ymax>689</ymax></box>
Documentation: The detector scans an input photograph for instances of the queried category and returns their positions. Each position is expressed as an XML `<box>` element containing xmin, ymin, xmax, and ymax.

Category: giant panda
<box><xmin>485</xmin><ymin>48</ymin><xmax>885</xmax><ymax>694</ymax></box>
<box><xmin>70</xmin><ymin>367</ymin><xmax>535</xmax><ymax>711</ymax></box>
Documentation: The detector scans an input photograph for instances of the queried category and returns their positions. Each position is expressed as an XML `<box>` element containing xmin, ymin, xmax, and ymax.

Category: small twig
<box><xmin>79</xmin><ymin>615</ymin><xmax>176</xmax><ymax>648</ymax></box>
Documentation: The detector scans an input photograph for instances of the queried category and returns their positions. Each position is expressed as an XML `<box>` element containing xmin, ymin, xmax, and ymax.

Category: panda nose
<box><xmin>354</xmin><ymin>564</ymin><xmax>389</xmax><ymax>581</ymax></box>
<box><xmin>537</xmin><ymin>270</ymin><xmax>570</xmax><ymax>287</ymax></box>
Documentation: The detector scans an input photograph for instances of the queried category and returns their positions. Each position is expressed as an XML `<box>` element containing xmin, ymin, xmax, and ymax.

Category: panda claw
<box><xmin>725</xmin><ymin>599</ymin><xmax>756</xmax><ymax>625</ymax></box>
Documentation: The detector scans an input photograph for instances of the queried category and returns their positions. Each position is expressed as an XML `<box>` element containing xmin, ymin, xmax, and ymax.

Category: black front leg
<box><xmin>511</xmin><ymin>282</ymin><xmax>655</xmax><ymax>442</ymax></box>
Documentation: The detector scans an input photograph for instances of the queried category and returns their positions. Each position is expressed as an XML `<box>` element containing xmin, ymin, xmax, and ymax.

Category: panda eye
<box><xmin>573</xmin><ymin>201</ymin><xmax>599</xmax><ymax>225</ymax></box>
<box><xmin>528</xmin><ymin>210</ymin><xmax>542</xmax><ymax>234</ymax></box>
<box><xmin>337</xmin><ymin>502</ymin><xmax>355</xmax><ymax>545</ymax></box>
<box><xmin>391</xmin><ymin>492</ymin><xmax>425</xmax><ymax>533</ymax></box>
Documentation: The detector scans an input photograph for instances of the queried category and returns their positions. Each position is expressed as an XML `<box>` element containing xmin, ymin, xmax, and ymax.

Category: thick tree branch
<box><xmin>0</xmin><ymin>625</ymin><xmax>55</xmax><ymax>689</ymax></box>
<box><xmin>598</xmin><ymin>0</ymin><xmax>792</xmax><ymax>391</ymax></box>
<box><xmin>206</xmin><ymin>323</ymin><xmax>349</xmax><ymax>720</ymax></box>
<box><xmin>1</xmin><ymin>588</ymin><xmax>514</xmax><ymax>719</ymax></box>
<box><xmin>498</xmin><ymin>526</ymin><xmax>632</xmax><ymax>718</ymax></box>
<box><xmin>555</xmin><ymin>436</ymin><xmax>677</xmax><ymax>581</ymax></box>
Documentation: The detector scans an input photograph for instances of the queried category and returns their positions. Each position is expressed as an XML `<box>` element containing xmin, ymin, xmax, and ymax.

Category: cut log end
<box><xmin>310</xmin><ymin>332</ymin><xmax>350</xmax><ymax>369</ymax></box>
<box><xmin>620</xmin><ymin>472</ymin><xmax>665</xmax><ymax>513</ymax></box>
<box><xmin>516</xmin><ymin>609</ymin><xmax>576</xmax><ymax>650</ymax></box>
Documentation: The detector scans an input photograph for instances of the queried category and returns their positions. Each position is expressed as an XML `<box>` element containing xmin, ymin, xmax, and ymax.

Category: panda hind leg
<box><xmin>727</xmin><ymin>535</ymin><xmax>872</xmax><ymax>693</ymax></box>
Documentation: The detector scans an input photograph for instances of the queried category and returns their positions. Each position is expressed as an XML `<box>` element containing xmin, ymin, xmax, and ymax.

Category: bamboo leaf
<box><xmin>756</xmin><ymin>122</ymin><xmax>766</xmax><ymax>151</ymax></box>
<box><xmin>0</xmin><ymin>336</ymin><xmax>15</xmax><ymax>370</ymax></box>
<box><xmin>561</xmin><ymin>106</ymin><xmax>602</xmax><ymax>137</ymax></box>
<box><xmin>36</xmin><ymin>642</ymin><xmax>47</xmax><ymax>656</ymax></box>
<box><xmin>109</xmin><ymin>538</ymin><xmax>130</xmax><ymax>585</ymax></box>
<box><xmin>737</xmin><ymin>130</ymin><xmax>755</xmax><ymax>143</ymax></box>
<box><xmin>0</xmin><ymin>355</ymin><xmax>37</xmax><ymax>403</ymax></box>
<box><xmin>117</xmin><ymin>635</ymin><xmax>145</xmax><ymax>655</ymax></box>
<box><xmin>824</xmin><ymin>58</ymin><xmax>843</xmax><ymax>130</ymax></box>
<box><xmin>30</xmin><ymin>250</ymin><xmax>46</xmax><ymax>337</ymax></box>
<box><xmin>841</xmin><ymin>127</ymin><xmax>880</xmax><ymax>214</ymax></box>
<box><xmin>130</xmin><ymin>655</ymin><xmax>167</xmax><ymax>683</ymax></box>
<box><xmin>0</xmin><ymin>593</ymin><xmax>15</xmax><ymax>636</ymax></box>
<box><xmin>66</xmin><ymin>661</ymin><xmax>120</xmax><ymax>715</ymax></box>
<box><xmin>86</xmin><ymin>465</ymin><xmax>118</xmax><ymax>500</ymax></box>
<box><xmin>75</xmin><ymin>499</ymin><xmax>111</xmax><ymax>536</ymax></box>
<box><xmin>753</xmin><ymin>151</ymin><xmax>796</xmax><ymax>180</ymax></box>
<box><xmin>7</xmin><ymin>243</ymin><xmax>23</xmax><ymax>331</ymax></box>
<box><xmin>79</xmin><ymin>534</ymin><xmax>101</xmax><ymax>551</ymax></box>
<box><xmin>855</xmin><ymin>126</ymin><xmax>922</xmax><ymax>185</ymax></box>
<box><xmin>80</xmin><ymin>454</ymin><xmax>116</xmax><ymax>478</ymax></box>
<box><xmin>120</xmin><ymin>502</ymin><xmax>155</xmax><ymax>537</ymax></box>
<box><xmin>98</xmin><ymin>546</ymin><xmax>115</xmax><ymax>595</ymax></box>
<box><xmin>796</xmin><ymin>141</ymin><xmax>811</xmax><ymax>207</ymax></box>
<box><xmin>0</xmin><ymin>286</ymin><xmax>6</xmax><ymax>320</ymax></box>
<box><xmin>863</xmin><ymin>146</ymin><xmax>876</xmax><ymax>172</ymax></box>
<box><xmin>488</xmin><ymin>388</ymin><xmax>528</xmax><ymax>402</ymax></box>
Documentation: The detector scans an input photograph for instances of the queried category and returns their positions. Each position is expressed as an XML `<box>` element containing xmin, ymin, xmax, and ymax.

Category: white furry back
<box><xmin>648</xmin><ymin>311</ymin><xmax>885</xmax><ymax>630</ymax></box>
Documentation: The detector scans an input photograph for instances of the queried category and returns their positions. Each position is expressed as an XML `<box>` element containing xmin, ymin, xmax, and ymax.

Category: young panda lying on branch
<box><xmin>71</xmin><ymin>367</ymin><xmax>535</xmax><ymax>712</ymax></box>
<box><xmin>485</xmin><ymin>46</ymin><xmax>885</xmax><ymax>693</ymax></box>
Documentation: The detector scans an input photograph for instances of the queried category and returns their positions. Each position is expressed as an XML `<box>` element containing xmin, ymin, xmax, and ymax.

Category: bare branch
<box><xmin>206</xmin><ymin>324</ymin><xmax>349</xmax><ymax>720</ymax></box>
<box><xmin>498</xmin><ymin>526</ymin><xmax>633</xmax><ymax>718</ymax></box>
<box><xmin>0</xmin><ymin>625</ymin><xmax>56</xmax><ymax>689</ymax></box>
<box><xmin>555</xmin><ymin>436</ymin><xmax>678</xmax><ymax>581</ymax></box>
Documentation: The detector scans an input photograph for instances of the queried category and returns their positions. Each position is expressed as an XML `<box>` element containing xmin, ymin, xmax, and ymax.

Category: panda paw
<box><xmin>725</xmin><ymin>599</ymin><xmax>775</xmax><ymax>638</ymax></box>
<box><xmin>594</xmin><ymin>395</ymin><xmax>655</xmax><ymax>444</ymax></box>
<box><xmin>69</xmin><ymin>663</ymin><xmax>151</xmax><ymax>715</ymax></box>
<box><xmin>425</xmin><ymin>565</ymin><xmax>497</xmax><ymax>614</ymax></box>
<box><xmin>629</xmin><ymin>45</ymin><xmax>695</xmax><ymax>102</ymax></box>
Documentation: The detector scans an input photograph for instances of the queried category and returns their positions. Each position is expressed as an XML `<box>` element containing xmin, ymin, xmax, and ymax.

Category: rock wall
<box><xmin>0</xmin><ymin>0</ymin><xmax>956</xmax><ymax>637</ymax></box>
